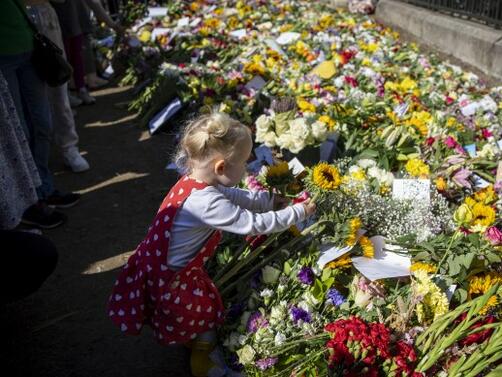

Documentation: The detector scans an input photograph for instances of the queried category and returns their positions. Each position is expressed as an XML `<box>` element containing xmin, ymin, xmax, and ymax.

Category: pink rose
<box><xmin>481</xmin><ymin>129</ymin><xmax>493</xmax><ymax>139</ymax></box>
<box><xmin>485</xmin><ymin>227</ymin><xmax>502</xmax><ymax>246</ymax></box>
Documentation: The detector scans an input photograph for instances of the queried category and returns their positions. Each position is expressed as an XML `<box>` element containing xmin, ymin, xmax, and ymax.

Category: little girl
<box><xmin>108</xmin><ymin>112</ymin><xmax>315</xmax><ymax>376</ymax></box>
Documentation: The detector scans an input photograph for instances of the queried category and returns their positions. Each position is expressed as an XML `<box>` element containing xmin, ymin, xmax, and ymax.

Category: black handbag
<box><xmin>12</xmin><ymin>0</ymin><xmax>73</xmax><ymax>87</ymax></box>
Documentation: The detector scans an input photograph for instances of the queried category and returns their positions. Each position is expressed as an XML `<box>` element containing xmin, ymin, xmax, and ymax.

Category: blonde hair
<box><xmin>175</xmin><ymin>112</ymin><xmax>251</xmax><ymax>172</ymax></box>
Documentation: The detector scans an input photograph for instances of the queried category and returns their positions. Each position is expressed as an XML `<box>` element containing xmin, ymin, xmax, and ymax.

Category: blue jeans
<box><xmin>0</xmin><ymin>52</ymin><xmax>54</xmax><ymax>199</ymax></box>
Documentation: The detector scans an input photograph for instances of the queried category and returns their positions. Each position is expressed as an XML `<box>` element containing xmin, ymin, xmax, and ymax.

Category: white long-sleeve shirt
<box><xmin>167</xmin><ymin>185</ymin><xmax>306</xmax><ymax>270</ymax></box>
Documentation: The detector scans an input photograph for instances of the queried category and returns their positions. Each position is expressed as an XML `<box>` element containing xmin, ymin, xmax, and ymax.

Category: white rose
<box><xmin>311</xmin><ymin>121</ymin><xmax>328</xmax><ymax>141</ymax></box>
<box><xmin>236</xmin><ymin>345</ymin><xmax>256</xmax><ymax>365</ymax></box>
<box><xmin>357</xmin><ymin>159</ymin><xmax>376</xmax><ymax>169</ymax></box>
<box><xmin>381</xmin><ymin>172</ymin><xmax>394</xmax><ymax>186</ymax></box>
<box><xmin>367</xmin><ymin>166</ymin><xmax>382</xmax><ymax>179</ymax></box>
<box><xmin>255</xmin><ymin>114</ymin><xmax>272</xmax><ymax>133</ymax></box>
<box><xmin>262</xmin><ymin>131</ymin><xmax>278</xmax><ymax>147</ymax></box>
<box><xmin>262</xmin><ymin>265</ymin><xmax>281</xmax><ymax>284</ymax></box>
<box><xmin>276</xmin><ymin>133</ymin><xmax>296</xmax><ymax>151</ymax></box>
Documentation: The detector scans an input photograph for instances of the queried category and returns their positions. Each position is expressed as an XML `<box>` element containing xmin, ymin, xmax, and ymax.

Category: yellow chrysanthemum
<box><xmin>405</xmin><ymin>158</ymin><xmax>430</xmax><ymax>178</ymax></box>
<box><xmin>405</xmin><ymin>111</ymin><xmax>431</xmax><ymax>137</ymax></box>
<box><xmin>435</xmin><ymin>177</ymin><xmax>447</xmax><ymax>191</ymax></box>
<box><xmin>318</xmin><ymin>115</ymin><xmax>336</xmax><ymax>130</ymax></box>
<box><xmin>297</xmin><ymin>99</ymin><xmax>316</xmax><ymax>113</ymax></box>
<box><xmin>312</xmin><ymin>163</ymin><xmax>342</xmax><ymax>191</ymax></box>
<box><xmin>413</xmin><ymin>270</ymin><xmax>449</xmax><ymax>324</ymax></box>
<box><xmin>410</xmin><ymin>262</ymin><xmax>436</xmax><ymax>274</ymax></box>
<box><xmin>359</xmin><ymin>236</ymin><xmax>374</xmax><ymax>258</ymax></box>
<box><xmin>468</xmin><ymin>272</ymin><xmax>502</xmax><ymax>295</ymax></box>
<box><xmin>327</xmin><ymin>255</ymin><xmax>352</xmax><ymax>269</ymax></box>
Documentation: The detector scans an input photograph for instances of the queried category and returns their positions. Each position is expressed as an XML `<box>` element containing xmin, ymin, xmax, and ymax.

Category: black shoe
<box><xmin>46</xmin><ymin>190</ymin><xmax>81</xmax><ymax>209</ymax></box>
<box><xmin>21</xmin><ymin>203</ymin><xmax>67</xmax><ymax>229</ymax></box>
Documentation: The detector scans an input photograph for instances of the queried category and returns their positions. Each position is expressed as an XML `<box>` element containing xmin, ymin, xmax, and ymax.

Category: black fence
<box><xmin>400</xmin><ymin>0</ymin><xmax>502</xmax><ymax>28</ymax></box>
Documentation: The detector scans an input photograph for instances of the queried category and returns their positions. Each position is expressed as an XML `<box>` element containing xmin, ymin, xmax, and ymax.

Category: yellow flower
<box><xmin>279</xmin><ymin>24</ymin><xmax>293</xmax><ymax>32</ymax></box>
<box><xmin>405</xmin><ymin>159</ymin><xmax>430</xmax><ymax>178</ymax></box>
<box><xmin>470</xmin><ymin>202</ymin><xmax>496</xmax><ymax>231</ymax></box>
<box><xmin>346</xmin><ymin>218</ymin><xmax>362</xmax><ymax>246</ymax></box>
<box><xmin>327</xmin><ymin>255</ymin><xmax>352</xmax><ymax>269</ymax></box>
<box><xmin>189</xmin><ymin>2</ymin><xmax>200</xmax><ymax>12</ymax></box>
<box><xmin>413</xmin><ymin>270</ymin><xmax>449</xmax><ymax>324</ymax></box>
<box><xmin>350</xmin><ymin>168</ymin><xmax>366</xmax><ymax>181</ymax></box>
<box><xmin>474</xmin><ymin>185</ymin><xmax>498</xmax><ymax>205</ymax></box>
<box><xmin>379</xmin><ymin>185</ymin><xmax>391</xmax><ymax>195</ymax></box>
<box><xmin>312</xmin><ymin>163</ymin><xmax>342</xmax><ymax>191</ymax></box>
<box><xmin>411</xmin><ymin>262</ymin><xmax>436</xmax><ymax>274</ymax></box>
<box><xmin>243</xmin><ymin>60</ymin><xmax>266</xmax><ymax>76</ymax></box>
<box><xmin>359</xmin><ymin>236</ymin><xmax>374</xmax><ymax>258</ymax></box>
<box><xmin>453</xmin><ymin>203</ymin><xmax>474</xmax><ymax>226</ymax></box>
<box><xmin>289</xmin><ymin>225</ymin><xmax>301</xmax><ymax>237</ymax></box>
<box><xmin>297</xmin><ymin>99</ymin><xmax>316</xmax><ymax>113</ymax></box>
<box><xmin>405</xmin><ymin>111</ymin><xmax>431</xmax><ymax>137</ymax></box>
<box><xmin>435</xmin><ymin>177</ymin><xmax>447</xmax><ymax>191</ymax></box>
<box><xmin>469</xmin><ymin>272</ymin><xmax>502</xmax><ymax>295</ymax></box>
<box><xmin>479</xmin><ymin>295</ymin><xmax>499</xmax><ymax>315</ymax></box>
<box><xmin>266</xmin><ymin>162</ymin><xmax>290</xmax><ymax>178</ymax></box>
<box><xmin>318</xmin><ymin>115</ymin><xmax>336</xmax><ymax>130</ymax></box>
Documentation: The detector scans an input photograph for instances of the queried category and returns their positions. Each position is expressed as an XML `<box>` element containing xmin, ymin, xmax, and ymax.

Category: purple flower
<box><xmin>452</xmin><ymin>168</ymin><xmax>472</xmax><ymax>188</ymax></box>
<box><xmin>297</xmin><ymin>266</ymin><xmax>315</xmax><ymax>285</ymax></box>
<box><xmin>290</xmin><ymin>306</ymin><xmax>312</xmax><ymax>324</ymax></box>
<box><xmin>327</xmin><ymin>288</ymin><xmax>346</xmax><ymax>306</ymax></box>
<box><xmin>255</xmin><ymin>357</ymin><xmax>278</xmax><ymax>371</ymax></box>
<box><xmin>246</xmin><ymin>312</ymin><xmax>268</xmax><ymax>333</ymax></box>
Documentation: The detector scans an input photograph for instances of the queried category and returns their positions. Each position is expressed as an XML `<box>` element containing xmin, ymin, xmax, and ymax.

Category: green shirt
<box><xmin>0</xmin><ymin>0</ymin><xmax>33</xmax><ymax>55</ymax></box>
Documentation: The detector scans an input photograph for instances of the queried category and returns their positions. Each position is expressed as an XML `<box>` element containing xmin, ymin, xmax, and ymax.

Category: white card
<box><xmin>149</xmin><ymin>97</ymin><xmax>182</xmax><ymax>135</ymax></box>
<box><xmin>461</xmin><ymin>95</ymin><xmax>497</xmax><ymax>116</ymax></box>
<box><xmin>497</xmin><ymin>139</ymin><xmax>502</xmax><ymax>149</ymax></box>
<box><xmin>317</xmin><ymin>244</ymin><xmax>353</xmax><ymax>269</ymax></box>
<box><xmin>392</xmin><ymin>179</ymin><xmax>430</xmax><ymax>203</ymax></box>
<box><xmin>288</xmin><ymin>157</ymin><xmax>305</xmax><ymax>176</ymax></box>
<box><xmin>265</xmin><ymin>39</ymin><xmax>286</xmax><ymax>56</ymax></box>
<box><xmin>393</xmin><ymin>102</ymin><xmax>409</xmax><ymax>118</ymax></box>
<box><xmin>276</xmin><ymin>32</ymin><xmax>301</xmax><ymax>45</ymax></box>
<box><xmin>148</xmin><ymin>7</ymin><xmax>168</xmax><ymax>18</ymax></box>
<box><xmin>132</xmin><ymin>17</ymin><xmax>152</xmax><ymax>32</ymax></box>
<box><xmin>190</xmin><ymin>17</ymin><xmax>202</xmax><ymax>27</ymax></box>
<box><xmin>446</xmin><ymin>284</ymin><xmax>457</xmax><ymax>302</ymax></box>
<box><xmin>497</xmin><ymin>161</ymin><xmax>502</xmax><ymax>182</ymax></box>
<box><xmin>473</xmin><ymin>174</ymin><xmax>490</xmax><ymax>189</ymax></box>
<box><xmin>463</xmin><ymin>143</ymin><xmax>476</xmax><ymax>158</ymax></box>
<box><xmin>177</xmin><ymin>17</ymin><xmax>190</xmax><ymax>27</ymax></box>
<box><xmin>102</xmin><ymin>64</ymin><xmax>114</xmax><ymax>79</ymax></box>
<box><xmin>245</xmin><ymin>76</ymin><xmax>267</xmax><ymax>91</ymax></box>
<box><xmin>150</xmin><ymin>28</ymin><xmax>171</xmax><ymax>42</ymax></box>
<box><xmin>254</xmin><ymin>145</ymin><xmax>274</xmax><ymax>165</ymax></box>
<box><xmin>229</xmin><ymin>29</ymin><xmax>247</xmax><ymax>39</ymax></box>
<box><xmin>352</xmin><ymin>250</ymin><xmax>411</xmax><ymax>281</ymax></box>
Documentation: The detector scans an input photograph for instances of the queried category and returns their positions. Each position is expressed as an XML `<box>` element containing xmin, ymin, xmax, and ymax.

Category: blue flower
<box><xmin>290</xmin><ymin>306</ymin><xmax>312</xmax><ymax>324</ymax></box>
<box><xmin>297</xmin><ymin>266</ymin><xmax>314</xmax><ymax>285</ymax></box>
<box><xmin>327</xmin><ymin>288</ymin><xmax>346</xmax><ymax>307</ymax></box>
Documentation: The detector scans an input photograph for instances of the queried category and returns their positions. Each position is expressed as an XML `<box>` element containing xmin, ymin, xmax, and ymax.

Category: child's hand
<box><xmin>273</xmin><ymin>195</ymin><xmax>290</xmax><ymax>210</ymax></box>
<box><xmin>302</xmin><ymin>199</ymin><xmax>316</xmax><ymax>217</ymax></box>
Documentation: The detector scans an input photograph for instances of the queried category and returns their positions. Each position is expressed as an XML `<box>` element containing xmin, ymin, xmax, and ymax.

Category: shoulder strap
<box><xmin>10</xmin><ymin>0</ymin><xmax>38</xmax><ymax>35</ymax></box>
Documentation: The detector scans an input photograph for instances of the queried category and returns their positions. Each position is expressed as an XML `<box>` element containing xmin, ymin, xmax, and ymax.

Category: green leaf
<box><xmin>321</xmin><ymin>268</ymin><xmax>332</xmax><ymax>282</ymax></box>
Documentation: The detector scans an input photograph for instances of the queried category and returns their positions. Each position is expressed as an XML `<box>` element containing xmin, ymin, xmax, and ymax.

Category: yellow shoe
<box><xmin>190</xmin><ymin>341</ymin><xmax>216</xmax><ymax>377</ymax></box>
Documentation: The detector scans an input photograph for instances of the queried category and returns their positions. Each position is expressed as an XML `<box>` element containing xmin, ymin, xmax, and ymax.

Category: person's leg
<box><xmin>83</xmin><ymin>34</ymin><xmax>108</xmax><ymax>89</ymax></box>
<box><xmin>0</xmin><ymin>230</ymin><xmax>58</xmax><ymax>303</ymax></box>
<box><xmin>0</xmin><ymin>54</ymin><xmax>31</xmax><ymax>140</ymax></box>
<box><xmin>64</xmin><ymin>34</ymin><xmax>86</xmax><ymax>91</ymax></box>
<box><xmin>16</xmin><ymin>56</ymin><xmax>55</xmax><ymax>200</ymax></box>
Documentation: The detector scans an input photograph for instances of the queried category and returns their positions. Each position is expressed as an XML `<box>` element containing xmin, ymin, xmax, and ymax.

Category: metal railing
<box><xmin>399</xmin><ymin>0</ymin><xmax>502</xmax><ymax>28</ymax></box>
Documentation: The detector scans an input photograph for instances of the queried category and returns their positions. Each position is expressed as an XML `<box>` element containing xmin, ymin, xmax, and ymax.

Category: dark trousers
<box><xmin>0</xmin><ymin>230</ymin><xmax>58</xmax><ymax>303</ymax></box>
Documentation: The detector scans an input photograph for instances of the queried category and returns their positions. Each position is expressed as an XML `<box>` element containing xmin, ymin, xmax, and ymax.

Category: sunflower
<box><xmin>474</xmin><ymin>185</ymin><xmax>498</xmax><ymax>205</ymax></box>
<box><xmin>470</xmin><ymin>202</ymin><xmax>496</xmax><ymax>230</ymax></box>
<box><xmin>480</xmin><ymin>295</ymin><xmax>499</xmax><ymax>315</ymax></box>
<box><xmin>468</xmin><ymin>272</ymin><xmax>502</xmax><ymax>295</ymax></box>
<box><xmin>410</xmin><ymin>262</ymin><xmax>436</xmax><ymax>274</ymax></box>
<box><xmin>359</xmin><ymin>236</ymin><xmax>374</xmax><ymax>258</ymax></box>
<box><xmin>327</xmin><ymin>255</ymin><xmax>352</xmax><ymax>269</ymax></box>
<box><xmin>265</xmin><ymin>161</ymin><xmax>290</xmax><ymax>178</ymax></box>
<box><xmin>312</xmin><ymin>163</ymin><xmax>342</xmax><ymax>191</ymax></box>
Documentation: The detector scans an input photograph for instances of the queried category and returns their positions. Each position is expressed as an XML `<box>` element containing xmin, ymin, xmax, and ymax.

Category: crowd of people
<box><xmin>0</xmin><ymin>0</ymin><xmax>123</xmax><ymax>302</ymax></box>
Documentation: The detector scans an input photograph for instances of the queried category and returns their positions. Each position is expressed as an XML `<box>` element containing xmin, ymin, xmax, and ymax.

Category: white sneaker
<box><xmin>63</xmin><ymin>148</ymin><xmax>90</xmax><ymax>173</ymax></box>
<box><xmin>69</xmin><ymin>93</ymin><xmax>83</xmax><ymax>108</ymax></box>
<box><xmin>78</xmin><ymin>88</ymin><xmax>96</xmax><ymax>105</ymax></box>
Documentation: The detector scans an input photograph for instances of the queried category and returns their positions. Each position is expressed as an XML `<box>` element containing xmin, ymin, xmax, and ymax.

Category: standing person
<box><xmin>108</xmin><ymin>112</ymin><xmax>316</xmax><ymax>377</ymax></box>
<box><xmin>0</xmin><ymin>0</ymin><xmax>80</xmax><ymax>227</ymax></box>
<box><xmin>79</xmin><ymin>0</ymin><xmax>124</xmax><ymax>89</ymax></box>
<box><xmin>51</xmin><ymin>0</ymin><xmax>96</xmax><ymax>105</ymax></box>
<box><xmin>27</xmin><ymin>0</ymin><xmax>90</xmax><ymax>173</ymax></box>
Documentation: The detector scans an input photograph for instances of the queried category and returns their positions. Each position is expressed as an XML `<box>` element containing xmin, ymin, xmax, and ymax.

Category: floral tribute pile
<box><xmin>110</xmin><ymin>0</ymin><xmax>502</xmax><ymax>375</ymax></box>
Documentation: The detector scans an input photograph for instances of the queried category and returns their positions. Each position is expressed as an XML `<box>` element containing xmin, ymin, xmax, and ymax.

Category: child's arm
<box><xmin>217</xmin><ymin>185</ymin><xmax>273</xmax><ymax>212</ymax></box>
<box><xmin>187</xmin><ymin>187</ymin><xmax>308</xmax><ymax>235</ymax></box>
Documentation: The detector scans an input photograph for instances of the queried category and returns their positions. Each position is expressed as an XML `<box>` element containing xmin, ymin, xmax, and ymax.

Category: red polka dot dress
<box><xmin>108</xmin><ymin>176</ymin><xmax>225</xmax><ymax>345</ymax></box>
